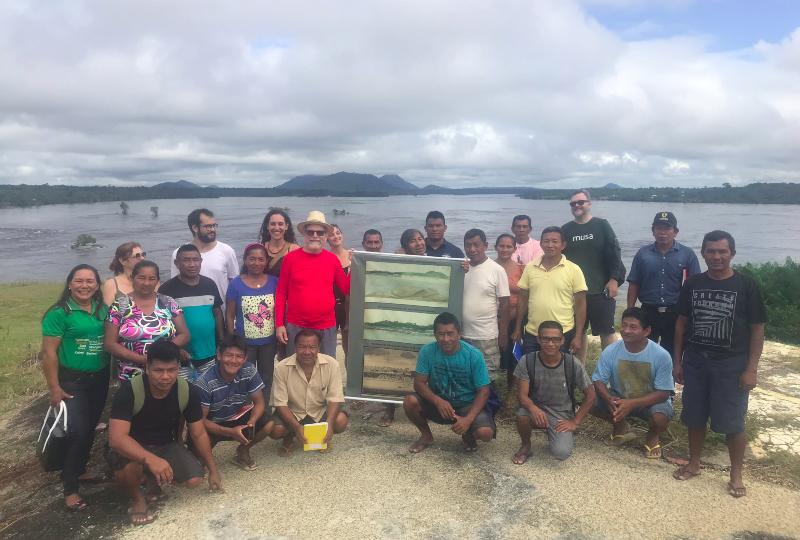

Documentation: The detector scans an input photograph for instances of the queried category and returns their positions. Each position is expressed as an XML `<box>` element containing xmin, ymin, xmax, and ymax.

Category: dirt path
<box><xmin>110</xmin><ymin>414</ymin><xmax>798</xmax><ymax>540</ymax></box>
<box><xmin>3</xmin><ymin>340</ymin><xmax>800</xmax><ymax>539</ymax></box>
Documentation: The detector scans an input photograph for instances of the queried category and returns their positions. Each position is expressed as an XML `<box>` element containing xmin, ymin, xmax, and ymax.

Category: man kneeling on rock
<box><xmin>270</xmin><ymin>329</ymin><xmax>349</xmax><ymax>455</ymax></box>
<box><xmin>404</xmin><ymin>312</ymin><xmax>496</xmax><ymax>453</ymax></box>
<box><xmin>590</xmin><ymin>307</ymin><xmax>675</xmax><ymax>459</ymax></box>
<box><xmin>107</xmin><ymin>340</ymin><xmax>222</xmax><ymax>526</ymax></box>
<box><xmin>193</xmin><ymin>335</ymin><xmax>274</xmax><ymax>471</ymax></box>
<box><xmin>513</xmin><ymin>321</ymin><xmax>595</xmax><ymax>464</ymax></box>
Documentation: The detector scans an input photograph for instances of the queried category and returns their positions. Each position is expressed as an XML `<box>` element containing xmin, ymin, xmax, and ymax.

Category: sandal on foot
<box><xmin>605</xmin><ymin>432</ymin><xmax>637</xmax><ymax>447</ymax></box>
<box><xmin>378</xmin><ymin>414</ymin><xmax>394</xmax><ymax>428</ymax></box>
<box><xmin>512</xmin><ymin>451</ymin><xmax>532</xmax><ymax>465</ymax></box>
<box><xmin>128</xmin><ymin>507</ymin><xmax>156</xmax><ymax>526</ymax></box>
<box><xmin>728</xmin><ymin>482</ymin><xmax>747</xmax><ymax>498</ymax></box>
<box><xmin>673</xmin><ymin>465</ymin><xmax>701</xmax><ymax>481</ymax></box>
<box><xmin>65</xmin><ymin>498</ymin><xmax>88</xmax><ymax>512</ymax></box>
<box><xmin>643</xmin><ymin>443</ymin><xmax>662</xmax><ymax>459</ymax></box>
<box><xmin>231</xmin><ymin>455</ymin><xmax>258</xmax><ymax>471</ymax></box>
<box><xmin>278</xmin><ymin>443</ymin><xmax>295</xmax><ymax>457</ymax></box>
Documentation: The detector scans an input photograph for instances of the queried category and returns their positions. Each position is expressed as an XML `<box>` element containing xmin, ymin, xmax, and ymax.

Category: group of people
<box><xmin>40</xmin><ymin>190</ymin><xmax>766</xmax><ymax>525</ymax></box>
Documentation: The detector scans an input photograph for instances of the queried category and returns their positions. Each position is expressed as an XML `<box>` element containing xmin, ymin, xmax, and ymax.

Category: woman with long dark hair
<box><xmin>327</xmin><ymin>224</ymin><xmax>352</xmax><ymax>356</ymax></box>
<box><xmin>226</xmin><ymin>243</ymin><xmax>278</xmax><ymax>402</ymax></box>
<box><xmin>101</xmin><ymin>242</ymin><xmax>145</xmax><ymax>306</ymax></box>
<box><xmin>41</xmin><ymin>264</ymin><xmax>110</xmax><ymax>511</ymax></box>
<box><xmin>258</xmin><ymin>209</ymin><xmax>299</xmax><ymax>277</ymax></box>
<box><xmin>104</xmin><ymin>260</ymin><xmax>190</xmax><ymax>381</ymax></box>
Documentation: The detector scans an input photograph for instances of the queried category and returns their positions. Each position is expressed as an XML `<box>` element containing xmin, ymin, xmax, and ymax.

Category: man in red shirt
<box><xmin>275</xmin><ymin>211</ymin><xmax>351</xmax><ymax>357</ymax></box>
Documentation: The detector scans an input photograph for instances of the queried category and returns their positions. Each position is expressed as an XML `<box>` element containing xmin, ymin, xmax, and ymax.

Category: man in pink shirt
<box><xmin>275</xmin><ymin>211</ymin><xmax>351</xmax><ymax>357</ymax></box>
<box><xmin>512</xmin><ymin>214</ymin><xmax>544</xmax><ymax>265</ymax></box>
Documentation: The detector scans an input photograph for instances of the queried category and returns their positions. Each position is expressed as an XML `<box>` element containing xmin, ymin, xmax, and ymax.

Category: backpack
<box><xmin>130</xmin><ymin>372</ymin><xmax>189</xmax><ymax>416</ymax></box>
<box><xmin>525</xmin><ymin>351</ymin><xmax>578</xmax><ymax>413</ymax></box>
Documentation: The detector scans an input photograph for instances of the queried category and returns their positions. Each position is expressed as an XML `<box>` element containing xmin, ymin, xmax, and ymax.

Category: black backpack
<box><xmin>524</xmin><ymin>351</ymin><xmax>578</xmax><ymax>413</ymax></box>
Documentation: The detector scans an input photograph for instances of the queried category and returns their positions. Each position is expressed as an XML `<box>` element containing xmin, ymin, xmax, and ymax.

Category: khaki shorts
<box><xmin>463</xmin><ymin>337</ymin><xmax>501</xmax><ymax>373</ymax></box>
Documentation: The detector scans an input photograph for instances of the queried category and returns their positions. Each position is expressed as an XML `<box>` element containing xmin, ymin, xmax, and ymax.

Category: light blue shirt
<box><xmin>592</xmin><ymin>339</ymin><xmax>674</xmax><ymax>398</ymax></box>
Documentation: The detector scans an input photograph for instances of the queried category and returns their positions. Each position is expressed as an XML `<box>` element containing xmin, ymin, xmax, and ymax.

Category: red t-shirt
<box><xmin>275</xmin><ymin>248</ymin><xmax>351</xmax><ymax>329</ymax></box>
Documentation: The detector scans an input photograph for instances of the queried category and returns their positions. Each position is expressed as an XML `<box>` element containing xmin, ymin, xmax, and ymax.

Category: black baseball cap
<box><xmin>652</xmin><ymin>211</ymin><xmax>677</xmax><ymax>227</ymax></box>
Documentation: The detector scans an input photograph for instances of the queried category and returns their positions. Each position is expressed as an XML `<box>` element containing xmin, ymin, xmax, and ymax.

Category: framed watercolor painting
<box><xmin>345</xmin><ymin>251</ymin><xmax>465</xmax><ymax>402</ymax></box>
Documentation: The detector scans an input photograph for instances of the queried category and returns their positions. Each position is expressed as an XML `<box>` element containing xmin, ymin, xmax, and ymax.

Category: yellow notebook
<box><xmin>303</xmin><ymin>422</ymin><xmax>328</xmax><ymax>451</ymax></box>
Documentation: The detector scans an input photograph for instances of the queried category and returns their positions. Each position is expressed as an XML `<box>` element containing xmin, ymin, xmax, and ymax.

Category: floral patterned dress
<box><xmin>107</xmin><ymin>293</ymin><xmax>182</xmax><ymax>380</ymax></box>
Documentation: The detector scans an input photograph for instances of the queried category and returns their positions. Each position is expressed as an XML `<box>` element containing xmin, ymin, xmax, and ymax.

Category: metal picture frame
<box><xmin>345</xmin><ymin>251</ymin><xmax>464</xmax><ymax>403</ymax></box>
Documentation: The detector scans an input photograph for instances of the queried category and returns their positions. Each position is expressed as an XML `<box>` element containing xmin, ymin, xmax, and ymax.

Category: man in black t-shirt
<box><xmin>672</xmin><ymin>230</ymin><xmax>767</xmax><ymax>499</ymax></box>
<box><xmin>107</xmin><ymin>340</ymin><xmax>222</xmax><ymax>526</ymax></box>
<box><xmin>562</xmin><ymin>189</ymin><xmax>626</xmax><ymax>362</ymax></box>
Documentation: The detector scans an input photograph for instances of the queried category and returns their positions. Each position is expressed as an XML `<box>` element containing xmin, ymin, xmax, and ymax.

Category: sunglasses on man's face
<box><xmin>305</xmin><ymin>229</ymin><xmax>327</xmax><ymax>237</ymax></box>
<box><xmin>569</xmin><ymin>200</ymin><xmax>589</xmax><ymax>208</ymax></box>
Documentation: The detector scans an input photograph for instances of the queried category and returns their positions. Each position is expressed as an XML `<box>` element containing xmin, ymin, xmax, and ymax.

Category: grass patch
<box><xmin>0</xmin><ymin>282</ymin><xmax>61</xmax><ymax>413</ymax></box>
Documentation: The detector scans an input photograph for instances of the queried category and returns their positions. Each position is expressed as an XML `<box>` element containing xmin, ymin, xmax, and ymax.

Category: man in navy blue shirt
<box><xmin>424</xmin><ymin>211</ymin><xmax>465</xmax><ymax>258</ymax></box>
<box><xmin>194</xmin><ymin>335</ymin><xmax>273</xmax><ymax>471</ymax></box>
<box><xmin>626</xmin><ymin>212</ymin><xmax>701</xmax><ymax>359</ymax></box>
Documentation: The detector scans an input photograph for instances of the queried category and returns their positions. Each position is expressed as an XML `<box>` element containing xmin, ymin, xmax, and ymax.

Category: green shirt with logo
<box><xmin>42</xmin><ymin>299</ymin><xmax>110</xmax><ymax>372</ymax></box>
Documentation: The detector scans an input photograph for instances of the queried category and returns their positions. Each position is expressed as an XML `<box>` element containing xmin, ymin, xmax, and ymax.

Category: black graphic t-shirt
<box><xmin>677</xmin><ymin>271</ymin><xmax>767</xmax><ymax>357</ymax></box>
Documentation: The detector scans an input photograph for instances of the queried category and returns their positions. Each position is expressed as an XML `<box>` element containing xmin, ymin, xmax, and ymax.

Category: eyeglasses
<box><xmin>305</xmin><ymin>229</ymin><xmax>327</xmax><ymax>237</ymax></box>
<box><xmin>129</xmin><ymin>251</ymin><xmax>147</xmax><ymax>260</ymax></box>
<box><xmin>569</xmin><ymin>200</ymin><xmax>589</xmax><ymax>208</ymax></box>
<box><xmin>538</xmin><ymin>336</ymin><xmax>563</xmax><ymax>343</ymax></box>
<box><xmin>200</xmin><ymin>224</ymin><xmax>218</xmax><ymax>230</ymax></box>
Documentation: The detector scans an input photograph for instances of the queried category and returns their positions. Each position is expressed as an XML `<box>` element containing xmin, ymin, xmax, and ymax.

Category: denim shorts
<box><xmin>591</xmin><ymin>394</ymin><xmax>674</xmax><ymax>421</ymax></box>
<box><xmin>680</xmin><ymin>348</ymin><xmax>749</xmax><ymax>434</ymax></box>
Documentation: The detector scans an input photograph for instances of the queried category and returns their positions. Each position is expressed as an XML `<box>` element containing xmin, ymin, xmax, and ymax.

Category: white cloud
<box><xmin>0</xmin><ymin>1</ymin><xmax>797</xmax><ymax>188</ymax></box>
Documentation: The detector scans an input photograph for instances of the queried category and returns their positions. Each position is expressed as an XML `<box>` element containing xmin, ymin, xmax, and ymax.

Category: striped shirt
<box><xmin>194</xmin><ymin>362</ymin><xmax>264</xmax><ymax>422</ymax></box>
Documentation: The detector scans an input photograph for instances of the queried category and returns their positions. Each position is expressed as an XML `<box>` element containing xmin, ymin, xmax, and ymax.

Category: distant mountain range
<box><xmin>275</xmin><ymin>172</ymin><xmax>421</xmax><ymax>195</ymax></box>
<box><xmin>3</xmin><ymin>174</ymin><xmax>799</xmax><ymax>207</ymax></box>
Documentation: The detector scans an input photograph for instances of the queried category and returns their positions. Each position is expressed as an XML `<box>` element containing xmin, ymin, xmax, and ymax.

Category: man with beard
<box><xmin>275</xmin><ymin>211</ymin><xmax>351</xmax><ymax>357</ymax></box>
<box><xmin>170</xmin><ymin>208</ymin><xmax>238</xmax><ymax>305</ymax></box>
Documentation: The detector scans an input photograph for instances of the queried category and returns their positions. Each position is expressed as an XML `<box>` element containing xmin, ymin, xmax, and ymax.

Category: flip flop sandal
<box><xmin>673</xmin><ymin>465</ymin><xmax>701</xmax><ymax>481</ymax></box>
<box><xmin>605</xmin><ymin>432</ymin><xmax>637</xmax><ymax>447</ymax></box>
<box><xmin>128</xmin><ymin>507</ymin><xmax>157</xmax><ymax>526</ymax></box>
<box><xmin>512</xmin><ymin>451</ymin><xmax>532</xmax><ymax>465</ymax></box>
<box><xmin>231</xmin><ymin>455</ymin><xmax>258</xmax><ymax>471</ymax></box>
<box><xmin>643</xmin><ymin>444</ymin><xmax>662</xmax><ymax>459</ymax></box>
<box><xmin>65</xmin><ymin>498</ymin><xmax>89</xmax><ymax>512</ymax></box>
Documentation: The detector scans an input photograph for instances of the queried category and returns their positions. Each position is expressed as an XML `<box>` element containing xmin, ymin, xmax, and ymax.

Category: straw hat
<box><xmin>297</xmin><ymin>210</ymin><xmax>334</xmax><ymax>235</ymax></box>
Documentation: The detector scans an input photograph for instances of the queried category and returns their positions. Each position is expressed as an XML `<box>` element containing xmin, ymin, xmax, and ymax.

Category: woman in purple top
<box><xmin>226</xmin><ymin>243</ymin><xmax>278</xmax><ymax>402</ymax></box>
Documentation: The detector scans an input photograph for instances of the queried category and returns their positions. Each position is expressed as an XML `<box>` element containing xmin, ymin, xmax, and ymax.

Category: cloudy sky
<box><xmin>0</xmin><ymin>0</ymin><xmax>798</xmax><ymax>188</ymax></box>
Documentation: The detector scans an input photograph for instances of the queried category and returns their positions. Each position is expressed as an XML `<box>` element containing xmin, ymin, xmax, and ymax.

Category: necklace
<box><xmin>267</xmin><ymin>240</ymin><xmax>287</xmax><ymax>255</ymax></box>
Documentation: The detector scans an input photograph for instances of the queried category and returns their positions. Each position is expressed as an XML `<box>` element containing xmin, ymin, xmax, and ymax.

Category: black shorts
<box><xmin>105</xmin><ymin>442</ymin><xmax>204</xmax><ymax>483</ymax></box>
<box><xmin>414</xmin><ymin>393</ymin><xmax>496</xmax><ymax>435</ymax></box>
<box><xmin>584</xmin><ymin>293</ymin><xmax>616</xmax><ymax>336</ymax></box>
<box><xmin>680</xmin><ymin>349</ymin><xmax>749</xmax><ymax>434</ymax></box>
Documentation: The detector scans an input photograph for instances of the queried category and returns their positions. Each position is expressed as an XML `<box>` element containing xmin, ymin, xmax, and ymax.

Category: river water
<box><xmin>1</xmin><ymin>195</ymin><xmax>798</xmax><ymax>283</ymax></box>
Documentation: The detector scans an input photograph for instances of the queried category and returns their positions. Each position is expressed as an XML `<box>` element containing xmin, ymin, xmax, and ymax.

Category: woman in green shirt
<box><xmin>41</xmin><ymin>264</ymin><xmax>110</xmax><ymax>512</ymax></box>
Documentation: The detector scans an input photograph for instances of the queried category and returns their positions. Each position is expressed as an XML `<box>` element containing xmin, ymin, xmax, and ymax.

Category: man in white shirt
<box><xmin>511</xmin><ymin>214</ymin><xmax>543</xmax><ymax>265</ymax></box>
<box><xmin>461</xmin><ymin>229</ymin><xmax>510</xmax><ymax>380</ymax></box>
<box><xmin>171</xmin><ymin>208</ymin><xmax>239</xmax><ymax>304</ymax></box>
